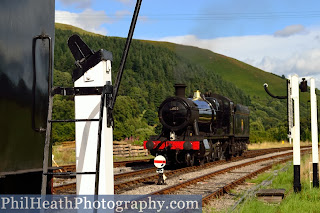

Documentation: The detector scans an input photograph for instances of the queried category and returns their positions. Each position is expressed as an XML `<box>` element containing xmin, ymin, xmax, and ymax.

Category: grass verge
<box><xmin>248</xmin><ymin>141</ymin><xmax>311</xmax><ymax>150</ymax></box>
<box><xmin>234</xmin><ymin>152</ymin><xmax>319</xmax><ymax>213</ymax></box>
<box><xmin>113</xmin><ymin>155</ymin><xmax>154</xmax><ymax>162</ymax></box>
<box><xmin>52</xmin><ymin>143</ymin><xmax>75</xmax><ymax>166</ymax></box>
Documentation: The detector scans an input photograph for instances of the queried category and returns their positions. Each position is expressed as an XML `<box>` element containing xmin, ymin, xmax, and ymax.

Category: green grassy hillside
<box><xmin>53</xmin><ymin>23</ymin><xmax>315</xmax><ymax>143</ymax></box>
<box><xmin>149</xmin><ymin>40</ymin><xmax>311</xmax><ymax>104</ymax></box>
<box><xmin>168</xmin><ymin>44</ymin><xmax>287</xmax><ymax>99</ymax></box>
<box><xmin>55</xmin><ymin>23</ymin><xmax>103</xmax><ymax>37</ymax></box>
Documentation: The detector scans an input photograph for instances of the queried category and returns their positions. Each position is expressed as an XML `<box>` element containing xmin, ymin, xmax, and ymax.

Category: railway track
<box><xmin>114</xmin><ymin>148</ymin><xmax>286</xmax><ymax>193</ymax></box>
<box><xmin>53</xmin><ymin>166</ymin><xmax>157</xmax><ymax>194</ymax></box>
<box><xmin>113</xmin><ymin>159</ymin><xmax>152</xmax><ymax>168</ymax></box>
<box><xmin>147</xmin><ymin>149</ymin><xmax>310</xmax><ymax>206</ymax></box>
<box><xmin>53</xmin><ymin>146</ymin><xmax>309</xmax><ymax>194</ymax></box>
<box><xmin>114</xmin><ymin>146</ymin><xmax>311</xmax><ymax>193</ymax></box>
<box><xmin>54</xmin><ymin>159</ymin><xmax>153</xmax><ymax>174</ymax></box>
<box><xmin>55</xmin><ymin>146</ymin><xmax>309</xmax><ymax>174</ymax></box>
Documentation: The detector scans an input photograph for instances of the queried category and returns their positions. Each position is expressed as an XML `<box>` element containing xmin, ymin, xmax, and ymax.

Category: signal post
<box><xmin>74</xmin><ymin>58</ymin><xmax>114</xmax><ymax>195</ymax></box>
<box><xmin>290</xmin><ymin>75</ymin><xmax>301</xmax><ymax>192</ymax></box>
<box><xmin>264</xmin><ymin>74</ymin><xmax>317</xmax><ymax>192</ymax></box>
<box><xmin>310</xmin><ymin>78</ymin><xmax>319</xmax><ymax>187</ymax></box>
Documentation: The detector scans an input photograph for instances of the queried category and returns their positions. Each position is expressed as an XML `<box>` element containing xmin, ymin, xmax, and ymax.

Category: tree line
<box><xmin>52</xmin><ymin>27</ymin><xmax>315</xmax><ymax>144</ymax></box>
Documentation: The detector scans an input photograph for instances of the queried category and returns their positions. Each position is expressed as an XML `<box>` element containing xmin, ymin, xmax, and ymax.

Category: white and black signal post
<box><xmin>264</xmin><ymin>74</ymin><xmax>309</xmax><ymax>192</ymax></box>
<box><xmin>68</xmin><ymin>0</ymin><xmax>143</xmax><ymax>195</ymax></box>
<box><xmin>290</xmin><ymin>75</ymin><xmax>301</xmax><ymax>192</ymax></box>
<box><xmin>310</xmin><ymin>78</ymin><xmax>319</xmax><ymax>187</ymax></box>
<box><xmin>73</xmin><ymin>52</ymin><xmax>114</xmax><ymax>195</ymax></box>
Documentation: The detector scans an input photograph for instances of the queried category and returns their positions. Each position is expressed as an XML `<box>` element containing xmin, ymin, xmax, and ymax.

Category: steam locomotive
<box><xmin>144</xmin><ymin>84</ymin><xmax>250</xmax><ymax>166</ymax></box>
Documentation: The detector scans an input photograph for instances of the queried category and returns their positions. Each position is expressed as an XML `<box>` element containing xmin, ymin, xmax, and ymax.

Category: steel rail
<box><xmin>53</xmin><ymin>147</ymin><xmax>311</xmax><ymax>194</ymax></box>
<box><xmin>149</xmin><ymin>149</ymin><xmax>310</xmax><ymax>196</ymax></box>
<box><xmin>114</xmin><ymin>147</ymin><xmax>308</xmax><ymax>193</ymax></box>
<box><xmin>54</xmin><ymin>146</ymin><xmax>311</xmax><ymax>174</ymax></box>
<box><xmin>202</xmin><ymin>150</ymin><xmax>310</xmax><ymax>205</ymax></box>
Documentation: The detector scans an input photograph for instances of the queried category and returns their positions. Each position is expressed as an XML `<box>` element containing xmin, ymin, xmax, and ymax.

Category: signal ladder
<box><xmin>40</xmin><ymin>34</ymin><xmax>113</xmax><ymax>195</ymax></box>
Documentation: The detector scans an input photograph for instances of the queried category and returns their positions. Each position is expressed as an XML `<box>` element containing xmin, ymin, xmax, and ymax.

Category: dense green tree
<box><xmin>51</xmin><ymin>26</ymin><xmax>315</xmax><ymax>144</ymax></box>
<box><xmin>53</xmin><ymin>69</ymin><xmax>72</xmax><ymax>87</ymax></box>
<box><xmin>143</xmin><ymin>109</ymin><xmax>157</xmax><ymax>126</ymax></box>
<box><xmin>52</xmin><ymin>95</ymin><xmax>75</xmax><ymax>142</ymax></box>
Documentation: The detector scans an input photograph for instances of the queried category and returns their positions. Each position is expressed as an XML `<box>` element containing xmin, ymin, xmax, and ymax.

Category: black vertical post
<box><xmin>313</xmin><ymin>163</ymin><xmax>319</xmax><ymax>187</ymax></box>
<box><xmin>294</xmin><ymin>165</ymin><xmax>301</xmax><ymax>192</ymax></box>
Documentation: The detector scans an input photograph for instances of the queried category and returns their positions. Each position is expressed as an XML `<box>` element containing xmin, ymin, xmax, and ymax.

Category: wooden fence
<box><xmin>60</xmin><ymin>141</ymin><xmax>149</xmax><ymax>157</ymax></box>
<box><xmin>113</xmin><ymin>141</ymin><xmax>149</xmax><ymax>157</ymax></box>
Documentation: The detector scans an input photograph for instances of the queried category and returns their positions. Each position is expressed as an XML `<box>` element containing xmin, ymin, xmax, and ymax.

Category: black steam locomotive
<box><xmin>144</xmin><ymin>84</ymin><xmax>250</xmax><ymax>166</ymax></box>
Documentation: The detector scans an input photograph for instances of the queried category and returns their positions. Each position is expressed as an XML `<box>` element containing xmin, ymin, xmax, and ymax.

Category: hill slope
<box><xmin>164</xmin><ymin>43</ymin><xmax>287</xmax><ymax>99</ymax></box>
<box><xmin>52</xmin><ymin>23</ymin><xmax>314</xmax><ymax>143</ymax></box>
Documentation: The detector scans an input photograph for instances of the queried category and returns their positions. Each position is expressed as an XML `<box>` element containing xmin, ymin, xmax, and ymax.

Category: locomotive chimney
<box><xmin>174</xmin><ymin>84</ymin><xmax>187</xmax><ymax>97</ymax></box>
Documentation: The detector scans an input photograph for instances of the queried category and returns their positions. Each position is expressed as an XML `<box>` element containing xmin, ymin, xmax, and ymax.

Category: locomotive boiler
<box><xmin>144</xmin><ymin>84</ymin><xmax>250</xmax><ymax>166</ymax></box>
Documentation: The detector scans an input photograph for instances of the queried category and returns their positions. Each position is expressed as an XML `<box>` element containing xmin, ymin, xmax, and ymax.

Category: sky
<box><xmin>55</xmin><ymin>0</ymin><xmax>320</xmax><ymax>88</ymax></box>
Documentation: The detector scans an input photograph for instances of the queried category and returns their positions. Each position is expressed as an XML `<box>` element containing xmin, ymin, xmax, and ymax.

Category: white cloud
<box><xmin>58</xmin><ymin>0</ymin><xmax>92</xmax><ymax>9</ymax></box>
<box><xmin>274</xmin><ymin>24</ymin><xmax>307</xmax><ymax>37</ymax></box>
<box><xmin>115</xmin><ymin>10</ymin><xmax>131</xmax><ymax>19</ymax></box>
<box><xmin>159</xmin><ymin>25</ymin><xmax>320</xmax><ymax>88</ymax></box>
<box><xmin>115</xmin><ymin>0</ymin><xmax>134</xmax><ymax>5</ymax></box>
<box><xmin>138</xmin><ymin>16</ymin><xmax>149</xmax><ymax>23</ymax></box>
<box><xmin>55</xmin><ymin>9</ymin><xmax>111</xmax><ymax>35</ymax></box>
